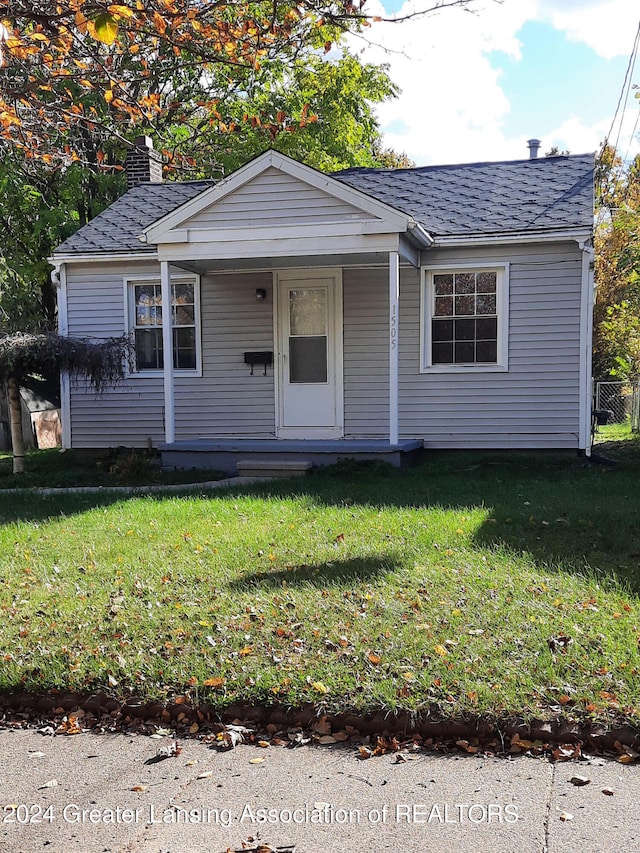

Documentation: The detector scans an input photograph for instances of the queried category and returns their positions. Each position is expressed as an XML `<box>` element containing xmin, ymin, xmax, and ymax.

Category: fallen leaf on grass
<box><xmin>203</xmin><ymin>677</ymin><xmax>225</xmax><ymax>689</ymax></box>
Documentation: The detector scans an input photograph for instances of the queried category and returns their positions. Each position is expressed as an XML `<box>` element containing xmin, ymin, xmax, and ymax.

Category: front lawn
<box><xmin>1</xmin><ymin>447</ymin><xmax>639</xmax><ymax>726</ymax></box>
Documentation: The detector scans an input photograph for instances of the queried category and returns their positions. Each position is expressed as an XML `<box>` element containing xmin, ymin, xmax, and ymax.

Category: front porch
<box><xmin>159</xmin><ymin>438</ymin><xmax>424</xmax><ymax>477</ymax></box>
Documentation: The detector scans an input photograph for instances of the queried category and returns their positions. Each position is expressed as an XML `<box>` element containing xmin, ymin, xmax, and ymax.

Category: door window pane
<box><xmin>289</xmin><ymin>336</ymin><xmax>327</xmax><ymax>383</ymax></box>
<box><xmin>289</xmin><ymin>289</ymin><xmax>327</xmax><ymax>336</ymax></box>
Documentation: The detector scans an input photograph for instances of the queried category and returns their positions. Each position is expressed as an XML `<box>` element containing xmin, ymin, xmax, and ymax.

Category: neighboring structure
<box><xmin>50</xmin><ymin>139</ymin><xmax>595</xmax><ymax>470</ymax></box>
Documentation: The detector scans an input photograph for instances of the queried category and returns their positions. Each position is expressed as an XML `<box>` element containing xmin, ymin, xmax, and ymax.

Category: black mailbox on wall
<box><xmin>244</xmin><ymin>351</ymin><xmax>273</xmax><ymax>375</ymax></box>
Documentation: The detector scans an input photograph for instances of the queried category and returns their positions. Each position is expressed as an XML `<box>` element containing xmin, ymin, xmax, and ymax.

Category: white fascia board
<box><xmin>145</xmin><ymin>150</ymin><xmax>412</xmax><ymax>244</ymax></box>
<box><xmin>432</xmin><ymin>228</ymin><xmax>592</xmax><ymax>248</ymax></box>
<box><xmin>49</xmin><ymin>252</ymin><xmax>158</xmax><ymax>264</ymax></box>
<box><xmin>172</xmin><ymin>221</ymin><xmax>402</xmax><ymax>245</ymax></box>
<box><xmin>157</xmin><ymin>232</ymin><xmax>401</xmax><ymax>262</ymax></box>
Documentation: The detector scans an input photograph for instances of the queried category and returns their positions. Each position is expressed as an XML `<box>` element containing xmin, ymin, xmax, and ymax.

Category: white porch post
<box><xmin>389</xmin><ymin>250</ymin><xmax>399</xmax><ymax>445</ymax></box>
<box><xmin>160</xmin><ymin>260</ymin><xmax>175</xmax><ymax>444</ymax></box>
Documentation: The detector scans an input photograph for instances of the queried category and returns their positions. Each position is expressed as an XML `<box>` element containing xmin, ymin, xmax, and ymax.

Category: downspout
<box><xmin>578</xmin><ymin>239</ymin><xmax>595</xmax><ymax>455</ymax></box>
<box><xmin>52</xmin><ymin>261</ymin><xmax>72</xmax><ymax>449</ymax></box>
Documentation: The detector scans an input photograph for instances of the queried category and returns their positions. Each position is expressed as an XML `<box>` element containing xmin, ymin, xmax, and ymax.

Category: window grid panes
<box><xmin>132</xmin><ymin>280</ymin><xmax>197</xmax><ymax>371</ymax></box>
<box><xmin>431</xmin><ymin>271</ymin><xmax>498</xmax><ymax>365</ymax></box>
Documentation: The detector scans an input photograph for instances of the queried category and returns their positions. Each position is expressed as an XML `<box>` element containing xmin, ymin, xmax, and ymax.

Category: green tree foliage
<box><xmin>593</xmin><ymin>145</ymin><xmax>640</xmax><ymax>381</ymax></box>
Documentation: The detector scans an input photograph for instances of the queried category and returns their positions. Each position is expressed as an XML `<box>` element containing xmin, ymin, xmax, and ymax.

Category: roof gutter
<box><xmin>431</xmin><ymin>228</ymin><xmax>592</xmax><ymax>247</ymax></box>
<box><xmin>49</xmin><ymin>251</ymin><xmax>158</xmax><ymax>264</ymax></box>
<box><xmin>407</xmin><ymin>220</ymin><xmax>434</xmax><ymax>247</ymax></box>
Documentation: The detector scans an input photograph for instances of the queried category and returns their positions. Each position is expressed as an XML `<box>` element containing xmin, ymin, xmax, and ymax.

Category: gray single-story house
<box><xmin>50</xmin><ymin>139</ymin><xmax>595</xmax><ymax>472</ymax></box>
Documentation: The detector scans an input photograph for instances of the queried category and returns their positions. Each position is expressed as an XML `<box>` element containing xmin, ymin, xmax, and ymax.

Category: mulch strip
<box><xmin>0</xmin><ymin>689</ymin><xmax>638</xmax><ymax>764</ymax></box>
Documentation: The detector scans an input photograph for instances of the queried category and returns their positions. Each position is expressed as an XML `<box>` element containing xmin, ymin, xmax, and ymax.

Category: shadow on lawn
<box><xmin>241</xmin><ymin>450</ymin><xmax>640</xmax><ymax>593</ymax></box>
<box><xmin>0</xmin><ymin>449</ymin><xmax>639</xmax><ymax>592</ymax></box>
<box><xmin>228</xmin><ymin>555</ymin><xmax>398</xmax><ymax>590</ymax></box>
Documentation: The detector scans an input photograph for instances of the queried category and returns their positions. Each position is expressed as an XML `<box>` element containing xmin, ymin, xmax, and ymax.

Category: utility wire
<box><xmin>602</xmin><ymin>17</ymin><xmax>640</xmax><ymax>158</ymax></box>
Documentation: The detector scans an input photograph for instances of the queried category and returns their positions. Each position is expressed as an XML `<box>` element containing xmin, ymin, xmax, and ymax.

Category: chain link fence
<box><xmin>593</xmin><ymin>380</ymin><xmax>637</xmax><ymax>442</ymax></box>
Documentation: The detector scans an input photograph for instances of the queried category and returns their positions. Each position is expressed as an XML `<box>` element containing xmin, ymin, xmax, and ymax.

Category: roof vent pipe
<box><xmin>527</xmin><ymin>138</ymin><xmax>541</xmax><ymax>160</ymax></box>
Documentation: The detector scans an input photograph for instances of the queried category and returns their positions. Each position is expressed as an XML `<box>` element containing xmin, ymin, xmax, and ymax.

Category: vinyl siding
<box><xmin>343</xmin><ymin>267</ymin><xmax>389</xmax><ymax>437</ymax></box>
<box><xmin>63</xmin><ymin>239</ymin><xmax>584</xmax><ymax>451</ymax></box>
<box><xmin>174</xmin><ymin>272</ymin><xmax>275</xmax><ymax>438</ymax></box>
<box><xmin>65</xmin><ymin>260</ymin><xmax>165</xmax><ymax>447</ymax></box>
<box><xmin>182</xmin><ymin>168</ymin><xmax>371</xmax><ymax>230</ymax></box>
<box><xmin>399</xmin><ymin>242</ymin><xmax>583</xmax><ymax>448</ymax></box>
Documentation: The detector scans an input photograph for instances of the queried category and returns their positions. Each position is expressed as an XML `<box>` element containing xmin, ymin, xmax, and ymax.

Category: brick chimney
<box><xmin>125</xmin><ymin>135</ymin><xmax>163</xmax><ymax>188</ymax></box>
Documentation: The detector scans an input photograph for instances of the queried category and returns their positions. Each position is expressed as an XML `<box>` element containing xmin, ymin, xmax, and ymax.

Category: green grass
<box><xmin>1</xmin><ymin>445</ymin><xmax>640</xmax><ymax>726</ymax></box>
<box><xmin>0</xmin><ymin>448</ymin><xmax>223</xmax><ymax>489</ymax></box>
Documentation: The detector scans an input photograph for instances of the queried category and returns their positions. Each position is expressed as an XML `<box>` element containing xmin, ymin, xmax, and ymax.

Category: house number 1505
<box><xmin>390</xmin><ymin>305</ymin><xmax>397</xmax><ymax>350</ymax></box>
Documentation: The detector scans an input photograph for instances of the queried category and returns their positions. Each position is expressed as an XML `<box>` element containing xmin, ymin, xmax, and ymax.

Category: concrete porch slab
<box><xmin>159</xmin><ymin>439</ymin><xmax>424</xmax><ymax>476</ymax></box>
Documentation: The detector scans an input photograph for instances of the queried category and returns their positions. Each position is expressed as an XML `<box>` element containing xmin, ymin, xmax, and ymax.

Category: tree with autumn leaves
<box><xmin>0</xmin><ymin>1</ymin><xmax>481</xmax><ymax>330</ymax></box>
<box><xmin>594</xmin><ymin>145</ymin><xmax>640</xmax><ymax>382</ymax></box>
<box><xmin>0</xmin><ymin>1</ymin><xmax>479</xmax><ymax>169</ymax></box>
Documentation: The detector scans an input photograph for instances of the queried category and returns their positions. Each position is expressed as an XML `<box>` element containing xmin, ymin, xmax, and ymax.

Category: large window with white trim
<box><xmin>422</xmin><ymin>264</ymin><xmax>508</xmax><ymax>372</ymax></box>
<box><xmin>127</xmin><ymin>275</ymin><xmax>200</xmax><ymax>373</ymax></box>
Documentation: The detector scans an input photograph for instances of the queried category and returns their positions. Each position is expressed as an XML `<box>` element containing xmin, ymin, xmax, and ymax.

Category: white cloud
<box><xmin>354</xmin><ymin>0</ymin><xmax>640</xmax><ymax>165</ymax></box>
<box><xmin>535</xmin><ymin>0</ymin><xmax>639</xmax><ymax>60</ymax></box>
<box><xmin>352</xmin><ymin>0</ymin><xmax>537</xmax><ymax>164</ymax></box>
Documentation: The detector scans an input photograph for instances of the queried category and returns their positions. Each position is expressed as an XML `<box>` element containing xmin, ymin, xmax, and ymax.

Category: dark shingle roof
<box><xmin>332</xmin><ymin>154</ymin><xmax>594</xmax><ymax>237</ymax></box>
<box><xmin>54</xmin><ymin>180</ymin><xmax>214</xmax><ymax>254</ymax></box>
<box><xmin>53</xmin><ymin>154</ymin><xmax>593</xmax><ymax>255</ymax></box>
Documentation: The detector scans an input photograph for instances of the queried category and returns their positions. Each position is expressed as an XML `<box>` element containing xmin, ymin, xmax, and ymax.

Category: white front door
<box><xmin>276</xmin><ymin>270</ymin><xmax>343</xmax><ymax>438</ymax></box>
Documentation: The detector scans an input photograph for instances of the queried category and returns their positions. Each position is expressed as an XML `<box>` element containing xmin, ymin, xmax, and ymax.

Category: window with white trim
<box><xmin>127</xmin><ymin>276</ymin><xmax>200</xmax><ymax>373</ymax></box>
<box><xmin>422</xmin><ymin>265</ymin><xmax>508</xmax><ymax>371</ymax></box>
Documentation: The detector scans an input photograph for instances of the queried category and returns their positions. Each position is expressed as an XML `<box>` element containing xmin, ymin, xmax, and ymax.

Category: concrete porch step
<box><xmin>236</xmin><ymin>459</ymin><xmax>313</xmax><ymax>478</ymax></box>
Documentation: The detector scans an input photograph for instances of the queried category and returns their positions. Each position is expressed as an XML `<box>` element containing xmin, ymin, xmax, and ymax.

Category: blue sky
<box><xmin>353</xmin><ymin>0</ymin><xmax>640</xmax><ymax>165</ymax></box>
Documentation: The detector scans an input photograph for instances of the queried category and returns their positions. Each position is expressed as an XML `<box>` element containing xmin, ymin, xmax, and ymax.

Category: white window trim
<box><xmin>123</xmin><ymin>273</ymin><xmax>202</xmax><ymax>378</ymax></box>
<box><xmin>420</xmin><ymin>262</ymin><xmax>509</xmax><ymax>373</ymax></box>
